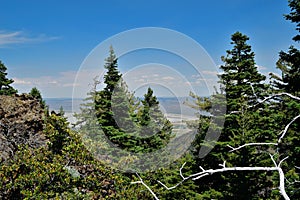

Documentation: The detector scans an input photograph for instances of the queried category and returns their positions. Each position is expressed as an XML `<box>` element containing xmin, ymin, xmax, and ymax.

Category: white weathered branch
<box><xmin>139</xmin><ymin>92</ymin><xmax>299</xmax><ymax>200</ymax></box>
<box><xmin>227</xmin><ymin>143</ymin><xmax>278</xmax><ymax>152</ymax></box>
<box><xmin>278</xmin><ymin>156</ymin><xmax>289</xmax><ymax>168</ymax></box>
<box><xmin>278</xmin><ymin>114</ymin><xmax>300</xmax><ymax>143</ymax></box>
<box><xmin>249</xmin><ymin>83</ymin><xmax>258</xmax><ymax>100</ymax></box>
<box><xmin>229</xmin><ymin>110</ymin><xmax>242</xmax><ymax>114</ymax></box>
<box><xmin>131</xmin><ymin>173</ymin><xmax>159</xmax><ymax>200</ymax></box>
<box><xmin>157</xmin><ymin>162</ymin><xmax>188</xmax><ymax>190</ymax></box>
<box><xmin>250</xmin><ymin>92</ymin><xmax>300</xmax><ymax>108</ymax></box>
<box><xmin>158</xmin><ymin>158</ymin><xmax>290</xmax><ymax>200</ymax></box>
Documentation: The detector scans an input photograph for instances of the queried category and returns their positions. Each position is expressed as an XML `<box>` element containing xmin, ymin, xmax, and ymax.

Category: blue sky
<box><xmin>0</xmin><ymin>0</ymin><xmax>298</xmax><ymax>98</ymax></box>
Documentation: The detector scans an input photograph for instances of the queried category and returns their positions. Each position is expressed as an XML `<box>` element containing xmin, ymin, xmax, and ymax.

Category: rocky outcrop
<box><xmin>0</xmin><ymin>94</ymin><xmax>48</xmax><ymax>162</ymax></box>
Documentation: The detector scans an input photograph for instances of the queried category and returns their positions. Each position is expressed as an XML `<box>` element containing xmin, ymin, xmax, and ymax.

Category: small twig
<box><xmin>249</xmin><ymin>83</ymin><xmax>258</xmax><ymax>100</ymax></box>
<box><xmin>278</xmin><ymin>156</ymin><xmax>289</xmax><ymax>168</ymax></box>
<box><xmin>179</xmin><ymin>162</ymin><xmax>187</xmax><ymax>179</ymax></box>
<box><xmin>219</xmin><ymin>161</ymin><xmax>226</xmax><ymax>168</ymax></box>
<box><xmin>269</xmin><ymin>154</ymin><xmax>277</xmax><ymax>167</ymax></box>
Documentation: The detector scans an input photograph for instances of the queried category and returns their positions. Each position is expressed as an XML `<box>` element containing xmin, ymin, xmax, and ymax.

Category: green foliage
<box><xmin>285</xmin><ymin>0</ymin><xmax>300</xmax><ymax>41</ymax></box>
<box><xmin>138</xmin><ymin>87</ymin><xmax>173</xmax><ymax>150</ymax></box>
<box><xmin>219</xmin><ymin>31</ymin><xmax>267</xmax><ymax>110</ymax></box>
<box><xmin>0</xmin><ymin>60</ymin><xmax>17</xmax><ymax>95</ymax></box>
<box><xmin>94</xmin><ymin>47</ymin><xmax>173</xmax><ymax>154</ymax></box>
<box><xmin>29</xmin><ymin>87</ymin><xmax>46</xmax><ymax>108</ymax></box>
<box><xmin>185</xmin><ymin>32</ymin><xmax>279</xmax><ymax>199</ymax></box>
<box><xmin>29</xmin><ymin>87</ymin><xmax>42</xmax><ymax>99</ymax></box>
<box><xmin>2</xmin><ymin>3</ymin><xmax>300</xmax><ymax>198</ymax></box>
<box><xmin>269</xmin><ymin>2</ymin><xmax>300</xmax><ymax>198</ymax></box>
<box><xmin>271</xmin><ymin>47</ymin><xmax>300</xmax><ymax>95</ymax></box>
<box><xmin>0</xmin><ymin>112</ymin><xmax>122</xmax><ymax>199</ymax></box>
<box><xmin>0</xmin><ymin>146</ymin><xmax>75</xmax><ymax>199</ymax></box>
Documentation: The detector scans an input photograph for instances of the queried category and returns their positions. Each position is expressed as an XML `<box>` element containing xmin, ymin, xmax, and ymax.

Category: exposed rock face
<box><xmin>0</xmin><ymin>94</ymin><xmax>47</xmax><ymax>162</ymax></box>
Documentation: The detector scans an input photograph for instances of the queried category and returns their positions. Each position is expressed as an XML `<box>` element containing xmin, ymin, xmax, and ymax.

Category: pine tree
<box><xmin>29</xmin><ymin>87</ymin><xmax>46</xmax><ymax>107</ymax></box>
<box><xmin>271</xmin><ymin>47</ymin><xmax>300</xmax><ymax>95</ymax></box>
<box><xmin>218</xmin><ymin>32</ymin><xmax>268</xmax><ymax>154</ymax></box>
<box><xmin>94</xmin><ymin>47</ymin><xmax>173</xmax><ymax>154</ymax></box>
<box><xmin>285</xmin><ymin>0</ymin><xmax>300</xmax><ymax>42</ymax></box>
<box><xmin>139</xmin><ymin>87</ymin><xmax>173</xmax><ymax>149</ymax></box>
<box><xmin>219</xmin><ymin>32</ymin><xmax>266</xmax><ymax>110</ymax></box>
<box><xmin>95</xmin><ymin>46</ymin><xmax>122</xmax><ymax>128</ymax></box>
<box><xmin>103</xmin><ymin>48</ymin><xmax>121</xmax><ymax>92</ymax></box>
<box><xmin>269</xmin><ymin>1</ymin><xmax>300</xmax><ymax>197</ymax></box>
<box><xmin>187</xmin><ymin>32</ymin><xmax>273</xmax><ymax>198</ymax></box>
<box><xmin>29</xmin><ymin>87</ymin><xmax>42</xmax><ymax>99</ymax></box>
<box><xmin>0</xmin><ymin>61</ymin><xmax>17</xmax><ymax>95</ymax></box>
<box><xmin>184</xmin><ymin>88</ymin><xmax>228</xmax><ymax>199</ymax></box>
<box><xmin>218</xmin><ymin>32</ymin><xmax>273</xmax><ymax>199</ymax></box>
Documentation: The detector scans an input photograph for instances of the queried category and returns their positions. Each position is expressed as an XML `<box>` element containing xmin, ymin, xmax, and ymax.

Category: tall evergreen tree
<box><xmin>285</xmin><ymin>0</ymin><xmax>300</xmax><ymax>42</ymax></box>
<box><xmin>187</xmin><ymin>32</ymin><xmax>273</xmax><ymax>198</ymax></box>
<box><xmin>219</xmin><ymin>32</ymin><xmax>266</xmax><ymax>110</ymax></box>
<box><xmin>219</xmin><ymin>32</ymin><xmax>273</xmax><ymax>199</ymax></box>
<box><xmin>0</xmin><ymin>61</ymin><xmax>17</xmax><ymax>95</ymax></box>
<box><xmin>269</xmin><ymin>0</ymin><xmax>300</xmax><ymax>197</ymax></box>
<box><xmin>270</xmin><ymin>0</ymin><xmax>300</xmax><ymax>96</ymax></box>
<box><xmin>95</xmin><ymin>46</ymin><xmax>122</xmax><ymax>128</ymax></box>
<box><xmin>94</xmin><ymin>47</ymin><xmax>173</xmax><ymax>154</ymax></box>
<box><xmin>139</xmin><ymin>88</ymin><xmax>173</xmax><ymax>148</ymax></box>
<box><xmin>219</xmin><ymin>32</ymin><xmax>268</xmax><ymax>152</ymax></box>
<box><xmin>271</xmin><ymin>48</ymin><xmax>300</xmax><ymax>95</ymax></box>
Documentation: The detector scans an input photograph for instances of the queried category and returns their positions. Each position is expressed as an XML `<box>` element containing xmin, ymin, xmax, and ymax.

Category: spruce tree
<box><xmin>269</xmin><ymin>0</ymin><xmax>300</xmax><ymax>197</ymax></box>
<box><xmin>94</xmin><ymin>47</ymin><xmax>173</xmax><ymax>154</ymax></box>
<box><xmin>188</xmin><ymin>32</ymin><xmax>272</xmax><ymax>198</ymax></box>
<box><xmin>95</xmin><ymin>46</ymin><xmax>121</xmax><ymax>128</ymax></box>
<box><xmin>29</xmin><ymin>87</ymin><xmax>46</xmax><ymax>107</ymax></box>
<box><xmin>139</xmin><ymin>87</ymin><xmax>173</xmax><ymax>148</ymax></box>
<box><xmin>271</xmin><ymin>48</ymin><xmax>300</xmax><ymax>95</ymax></box>
<box><xmin>219</xmin><ymin>32</ymin><xmax>272</xmax><ymax>199</ymax></box>
<box><xmin>218</xmin><ymin>32</ymin><xmax>268</xmax><ymax>153</ymax></box>
<box><xmin>95</xmin><ymin>47</ymin><xmax>136</xmax><ymax>150</ymax></box>
<box><xmin>0</xmin><ymin>61</ymin><xmax>17</xmax><ymax>95</ymax></box>
<box><xmin>219</xmin><ymin>32</ymin><xmax>266</xmax><ymax>110</ymax></box>
<box><xmin>285</xmin><ymin>0</ymin><xmax>300</xmax><ymax>42</ymax></box>
<box><xmin>270</xmin><ymin>0</ymin><xmax>300</xmax><ymax>96</ymax></box>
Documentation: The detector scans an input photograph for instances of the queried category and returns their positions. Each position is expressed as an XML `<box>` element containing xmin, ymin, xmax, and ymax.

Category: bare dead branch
<box><xmin>131</xmin><ymin>173</ymin><xmax>159</xmax><ymax>200</ymax></box>
<box><xmin>157</xmin><ymin>157</ymin><xmax>290</xmax><ymax>199</ymax></box>
<box><xmin>227</xmin><ymin>143</ymin><xmax>278</xmax><ymax>152</ymax></box>
<box><xmin>141</xmin><ymin>92</ymin><xmax>299</xmax><ymax>200</ymax></box>
<box><xmin>249</xmin><ymin>83</ymin><xmax>258</xmax><ymax>100</ymax></box>
<box><xmin>278</xmin><ymin>156</ymin><xmax>289</xmax><ymax>168</ymax></box>
<box><xmin>250</xmin><ymin>92</ymin><xmax>300</xmax><ymax>108</ymax></box>
<box><xmin>278</xmin><ymin>114</ymin><xmax>300</xmax><ymax>143</ymax></box>
<box><xmin>179</xmin><ymin>162</ymin><xmax>187</xmax><ymax>179</ymax></box>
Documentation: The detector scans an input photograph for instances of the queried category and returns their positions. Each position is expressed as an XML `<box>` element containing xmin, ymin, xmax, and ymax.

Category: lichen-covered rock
<box><xmin>0</xmin><ymin>94</ymin><xmax>48</xmax><ymax>162</ymax></box>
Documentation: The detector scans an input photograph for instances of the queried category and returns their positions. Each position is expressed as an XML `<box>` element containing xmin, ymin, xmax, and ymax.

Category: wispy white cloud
<box><xmin>13</xmin><ymin>77</ymin><xmax>32</xmax><ymax>85</ymax></box>
<box><xmin>0</xmin><ymin>30</ymin><xmax>59</xmax><ymax>47</ymax></box>
<box><xmin>201</xmin><ymin>70</ymin><xmax>219</xmax><ymax>76</ymax></box>
<box><xmin>12</xmin><ymin>69</ymin><xmax>103</xmax><ymax>98</ymax></box>
<box><xmin>162</xmin><ymin>76</ymin><xmax>175</xmax><ymax>80</ymax></box>
<box><xmin>12</xmin><ymin>71</ymin><xmax>78</xmax><ymax>97</ymax></box>
<box><xmin>256</xmin><ymin>65</ymin><xmax>267</xmax><ymax>71</ymax></box>
<box><xmin>12</xmin><ymin>64</ymin><xmax>219</xmax><ymax>98</ymax></box>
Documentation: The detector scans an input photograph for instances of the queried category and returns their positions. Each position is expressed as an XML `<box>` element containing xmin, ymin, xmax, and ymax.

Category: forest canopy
<box><xmin>0</xmin><ymin>0</ymin><xmax>300</xmax><ymax>199</ymax></box>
